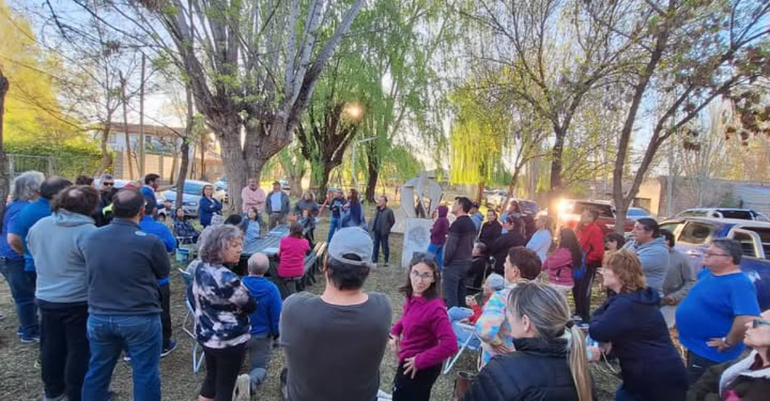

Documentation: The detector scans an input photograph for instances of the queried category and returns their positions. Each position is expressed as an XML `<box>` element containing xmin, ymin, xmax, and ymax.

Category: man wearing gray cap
<box><xmin>280</xmin><ymin>227</ymin><xmax>392</xmax><ymax>401</ymax></box>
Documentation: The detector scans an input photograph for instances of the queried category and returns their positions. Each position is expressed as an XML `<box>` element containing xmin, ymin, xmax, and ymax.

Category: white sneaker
<box><xmin>377</xmin><ymin>389</ymin><xmax>392</xmax><ymax>400</ymax></box>
<box><xmin>234</xmin><ymin>373</ymin><xmax>251</xmax><ymax>401</ymax></box>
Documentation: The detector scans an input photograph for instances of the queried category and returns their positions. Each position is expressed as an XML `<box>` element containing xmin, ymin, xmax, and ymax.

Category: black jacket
<box><xmin>589</xmin><ymin>288</ymin><xmax>688</xmax><ymax>400</ymax></box>
<box><xmin>368</xmin><ymin>206</ymin><xmax>395</xmax><ymax>236</ymax></box>
<box><xmin>487</xmin><ymin>231</ymin><xmax>527</xmax><ymax>273</ymax></box>
<box><xmin>443</xmin><ymin>215</ymin><xmax>477</xmax><ymax>266</ymax></box>
<box><xmin>84</xmin><ymin>219</ymin><xmax>171</xmax><ymax>316</ymax></box>
<box><xmin>463</xmin><ymin>337</ymin><xmax>591</xmax><ymax>401</ymax></box>
<box><xmin>478</xmin><ymin>220</ymin><xmax>502</xmax><ymax>245</ymax></box>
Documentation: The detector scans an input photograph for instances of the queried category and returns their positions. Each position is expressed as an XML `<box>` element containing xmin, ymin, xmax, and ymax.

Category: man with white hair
<box><xmin>0</xmin><ymin>171</ymin><xmax>44</xmax><ymax>343</ymax></box>
<box><xmin>239</xmin><ymin>252</ymin><xmax>282</xmax><ymax>394</ymax></box>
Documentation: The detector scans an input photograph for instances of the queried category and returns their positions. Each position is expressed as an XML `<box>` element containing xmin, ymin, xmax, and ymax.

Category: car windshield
<box><xmin>719</xmin><ymin>210</ymin><xmax>753</xmax><ymax>220</ymax></box>
<box><xmin>169</xmin><ymin>182</ymin><xmax>207</xmax><ymax>196</ymax></box>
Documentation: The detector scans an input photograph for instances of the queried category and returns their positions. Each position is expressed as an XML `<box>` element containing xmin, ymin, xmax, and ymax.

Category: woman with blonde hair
<box><xmin>589</xmin><ymin>249</ymin><xmax>687</xmax><ymax>400</ymax></box>
<box><xmin>464</xmin><ymin>281</ymin><xmax>594</xmax><ymax>400</ymax></box>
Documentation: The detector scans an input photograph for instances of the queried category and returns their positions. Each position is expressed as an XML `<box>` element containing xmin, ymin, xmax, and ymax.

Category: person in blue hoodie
<box><xmin>27</xmin><ymin>185</ymin><xmax>99</xmax><ymax>401</ymax></box>
<box><xmin>589</xmin><ymin>249</ymin><xmax>688</xmax><ymax>401</ymax></box>
<box><xmin>240</xmin><ymin>252</ymin><xmax>282</xmax><ymax>394</ymax></box>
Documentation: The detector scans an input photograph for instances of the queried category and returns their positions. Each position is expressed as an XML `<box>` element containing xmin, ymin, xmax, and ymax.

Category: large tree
<box><xmin>117</xmin><ymin>0</ymin><xmax>368</xmax><ymax>212</ymax></box>
<box><xmin>465</xmin><ymin>0</ymin><xmax>645</xmax><ymax>202</ymax></box>
<box><xmin>609</xmin><ymin>0</ymin><xmax>770</xmax><ymax>231</ymax></box>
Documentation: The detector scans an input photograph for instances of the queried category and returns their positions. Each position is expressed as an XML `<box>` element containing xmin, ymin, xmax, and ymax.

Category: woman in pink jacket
<box><xmin>389</xmin><ymin>256</ymin><xmax>458</xmax><ymax>401</ymax></box>
<box><xmin>543</xmin><ymin>227</ymin><xmax>583</xmax><ymax>297</ymax></box>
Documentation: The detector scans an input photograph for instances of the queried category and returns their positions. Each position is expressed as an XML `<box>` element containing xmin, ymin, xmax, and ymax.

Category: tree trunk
<box><xmin>476</xmin><ymin>181</ymin><xmax>485</xmax><ymax>204</ymax></box>
<box><xmin>138</xmin><ymin>55</ymin><xmax>146</xmax><ymax>177</ymax></box>
<box><xmin>365</xmin><ymin>157</ymin><xmax>379</xmax><ymax>203</ymax></box>
<box><xmin>96</xmin><ymin>122</ymin><xmax>113</xmax><ymax>177</ymax></box>
<box><xmin>120</xmin><ymin>73</ymin><xmax>135</xmax><ymax>180</ymax></box>
<box><xmin>0</xmin><ymin>69</ymin><xmax>11</xmax><ymax>231</ymax></box>
<box><xmin>199</xmin><ymin>134</ymin><xmax>206</xmax><ymax>180</ymax></box>
<box><xmin>176</xmin><ymin>85</ymin><xmax>194</xmax><ymax>210</ymax></box>
<box><xmin>169</xmin><ymin>140</ymin><xmax>179</xmax><ymax>185</ymax></box>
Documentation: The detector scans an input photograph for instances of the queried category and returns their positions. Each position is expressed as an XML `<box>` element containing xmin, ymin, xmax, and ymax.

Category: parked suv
<box><xmin>553</xmin><ymin>199</ymin><xmax>636</xmax><ymax>235</ymax></box>
<box><xmin>675</xmin><ymin>208</ymin><xmax>769</xmax><ymax>221</ymax></box>
<box><xmin>659</xmin><ymin>217</ymin><xmax>770</xmax><ymax>310</ymax></box>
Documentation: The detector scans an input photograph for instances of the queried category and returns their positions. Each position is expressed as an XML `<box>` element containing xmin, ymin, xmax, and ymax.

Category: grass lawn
<box><xmin>0</xmin><ymin>204</ymin><xmax>621</xmax><ymax>400</ymax></box>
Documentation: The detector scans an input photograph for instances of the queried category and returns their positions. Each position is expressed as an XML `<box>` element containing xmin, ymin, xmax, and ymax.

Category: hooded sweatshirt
<box><xmin>542</xmin><ymin>247</ymin><xmax>575</xmax><ymax>287</ymax></box>
<box><xmin>27</xmin><ymin>210</ymin><xmax>97</xmax><ymax>304</ymax></box>
<box><xmin>242</xmin><ymin>275</ymin><xmax>282</xmax><ymax>336</ymax></box>
<box><xmin>623</xmin><ymin>236</ymin><xmax>670</xmax><ymax>294</ymax></box>
<box><xmin>430</xmin><ymin>205</ymin><xmax>450</xmax><ymax>245</ymax></box>
<box><xmin>589</xmin><ymin>288</ymin><xmax>688</xmax><ymax>400</ymax></box>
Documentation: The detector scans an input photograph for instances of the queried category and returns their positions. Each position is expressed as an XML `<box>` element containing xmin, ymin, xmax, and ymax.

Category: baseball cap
<box><xmin>327</xmin><ymin>227</ymin><xmax>374</xmax><ymax>268</ymax></box>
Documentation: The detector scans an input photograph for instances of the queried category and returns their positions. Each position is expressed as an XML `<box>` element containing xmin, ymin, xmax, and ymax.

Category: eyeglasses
<box><xmin>703</xmin><ymin>251</ymin><xmax>731</xmax><ymax>258</ymax></box>
<box><xmin>410</xmin><ymin>270</ymin><xmax>434</xmax><ymax>281</ymax></box>
<box><xmin>103</xmin><ymin>182</ymin><xmax>115</xmax><ymax>186</ymax></box>
<box><xmin>752</xmin><ymin>319</ymin><xmax>770</xmax><ymax>329</ymax></box>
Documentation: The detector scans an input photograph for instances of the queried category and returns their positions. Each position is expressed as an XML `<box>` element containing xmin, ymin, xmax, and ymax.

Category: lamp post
<box><xmin>351</xmin><ymin>137</ymin><xmax>377</xmax><ymax>188</ymax></box>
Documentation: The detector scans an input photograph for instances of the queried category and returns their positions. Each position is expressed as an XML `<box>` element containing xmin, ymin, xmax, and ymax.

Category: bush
<box><xmin>4</xmin><ymin>138</ymin><xmax>105</xmax><ymax>179</ymax></box>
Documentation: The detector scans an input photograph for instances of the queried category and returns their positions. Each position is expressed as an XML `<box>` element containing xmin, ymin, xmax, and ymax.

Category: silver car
<box><xmin>161</xmin><ymin>180</ymin><xmax>226</xmax><ymax>218</ymax></box>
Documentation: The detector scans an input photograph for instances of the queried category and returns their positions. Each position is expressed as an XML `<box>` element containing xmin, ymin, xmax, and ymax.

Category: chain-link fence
<box><xmin>6</xmin><ymin>154</ymin><xmax>101</xmax><ymax>180</ymax></box>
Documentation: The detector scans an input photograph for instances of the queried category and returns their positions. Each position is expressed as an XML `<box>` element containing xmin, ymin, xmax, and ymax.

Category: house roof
<box><xmin>106</xmin><ymin>123</ymin><xmax>185</xmax><ymax>138</ymax></box>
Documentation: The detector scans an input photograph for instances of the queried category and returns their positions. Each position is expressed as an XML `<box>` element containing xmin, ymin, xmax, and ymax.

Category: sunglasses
<box><xmin>103</xmin><ymin>182</ymin><xmax>115</xmax><ymax>186</ymax></box>
<box><xmin>752</xmin><ymin>319</ymin><xmax>770</xmax><ymax>329</ymax></box>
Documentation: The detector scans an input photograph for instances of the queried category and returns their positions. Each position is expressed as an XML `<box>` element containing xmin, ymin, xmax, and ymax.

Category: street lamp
<box><xmin>351</xmin><ymin>137</ymin><xmax>377</xmax><ymax>188</ymax></box>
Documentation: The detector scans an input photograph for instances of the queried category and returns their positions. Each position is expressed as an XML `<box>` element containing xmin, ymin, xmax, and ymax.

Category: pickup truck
<box><xmin>659</xmin><ymin>217</ymin><xmax>770</xmax><ymax>310</ymax></box>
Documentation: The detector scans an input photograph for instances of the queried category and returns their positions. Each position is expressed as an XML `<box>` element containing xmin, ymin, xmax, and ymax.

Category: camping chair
<box><xmin>443</xmin><ymin>322</ymin><xmax>482</xmax><ymax>375</ymax></box>
<box><xmin>178</xmin><ymin>268</ymin><xmax>204</xmax><ymax>373</ymax></box>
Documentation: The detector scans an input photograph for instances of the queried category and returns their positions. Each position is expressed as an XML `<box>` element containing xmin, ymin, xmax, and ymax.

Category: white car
<box><xmin>675</xmin><ymin>208</ymin><xmax>769</xmax><ymax>222</ymax></box>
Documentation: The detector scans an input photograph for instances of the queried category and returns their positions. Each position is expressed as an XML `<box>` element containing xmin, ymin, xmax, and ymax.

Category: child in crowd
<box><xmin>427</xmin><ymin>205</ymin><xmax>450</xmax><ymax>270</ymax></box>
<box><xmin>277</xmin><ymin>222</ymin><xmax>309</xmax><ymax>298</ymax></box>
<box><xmin>297</xmin><ymin>208</ymin><xmax>316</xmax><ymax>248</ymax></box>
<box><xmin>447</xmin><ymin>273</ymin><xmax>505</xmax><ymax>349</ymax></box>
<box><xmin>243</xmin><ymin>207</ymin><xmax>261</xmax><ymax>248</ymax></box>
<box><xmin>542</xmin><ymin>227</ymin><xmax>582</xmax><ymax>297</ymax></box>
<box><xmin>240</xmin><ymin>253</ymin><xmax>282</xmax><ymax>394</ymax></box>
<box><xmin>605</xmin><ymin>232</ymin><xmax>625</xmax><ymax>252</ymax></box>
<box><xmin>389</xmin><ymin>256</ymin><xmax>458</xmax><ymax>401</ymax></box>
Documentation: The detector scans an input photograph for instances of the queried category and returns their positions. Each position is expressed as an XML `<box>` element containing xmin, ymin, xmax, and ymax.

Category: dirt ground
<box><xmin>0</xmin><ymin>210</ymin><xmax>621</xmax><ymax>400</ymax></box>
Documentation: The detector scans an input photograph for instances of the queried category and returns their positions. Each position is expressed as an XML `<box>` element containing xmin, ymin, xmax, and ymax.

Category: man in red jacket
<box><xmin>574</xmin><ymin>208</ymin><xmax>605</xmax><ymax>323</ymax></box>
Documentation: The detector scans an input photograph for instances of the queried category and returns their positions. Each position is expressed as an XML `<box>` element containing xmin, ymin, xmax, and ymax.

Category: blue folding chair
<box><xmin>443</xmin><ymin>322</ymin><xmax>482</xmax><ymax>374</ymax></box>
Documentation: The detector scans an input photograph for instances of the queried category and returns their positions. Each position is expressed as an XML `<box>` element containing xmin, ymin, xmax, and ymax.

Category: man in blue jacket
<box><xmin>138</xmin><ymin>203</ymin><xmax>177</xmax><ymax>357</ymax></box>
<box><xmin>240</xmin><ymin>252</ymin><xmax>282</xmax><ymax>393</ymax></box>
<box><xmin>82</xmin><ymin>188</ymin><xmax>171</xmax><ymax>401</ymax></box>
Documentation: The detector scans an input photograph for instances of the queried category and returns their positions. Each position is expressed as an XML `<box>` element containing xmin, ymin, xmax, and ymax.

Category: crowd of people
<box><xmin>1</xmin><ymin>173</ymin><xmax>768</xmax><ymax>401</ymax></box>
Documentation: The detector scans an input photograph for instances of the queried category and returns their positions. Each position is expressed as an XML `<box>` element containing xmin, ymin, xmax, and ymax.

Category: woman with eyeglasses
<box><xmin>589</xmin><ymin>249</ymin><xmax>688</xmax><ymax>400</ymax></box>
<box><xmin>688</xmin><ymin>309</ymin><xmax>770</xmax><ymax>400</ymax></box>
<box><xmin>388</xmin><ymin>257</ymin><xmax>458</xmax><ymax>400</ymax></box>
<box><xmin>198</xmin><ymin>184</ymin><xmax>223</xmax><ymax>228</ymax></box>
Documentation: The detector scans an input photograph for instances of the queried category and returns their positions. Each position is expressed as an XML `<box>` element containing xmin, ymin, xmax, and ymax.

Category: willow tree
<box><xmin>448</xmin><ymin>83</ymin><xmax>507</xmax><ymax>201</ymax></box>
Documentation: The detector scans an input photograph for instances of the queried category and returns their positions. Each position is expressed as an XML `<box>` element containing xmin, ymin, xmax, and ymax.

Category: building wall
<box><xmin>653</xmin><ymin>176</ymin><xmax>770</xmax><ymax>218</ymax></box>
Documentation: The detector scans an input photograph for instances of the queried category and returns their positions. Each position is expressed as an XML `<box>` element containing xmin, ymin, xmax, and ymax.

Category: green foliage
<box><xmin>4</xmin><ymin>138</ymin><xmax>104</xmax><ymax>179</ymax></box>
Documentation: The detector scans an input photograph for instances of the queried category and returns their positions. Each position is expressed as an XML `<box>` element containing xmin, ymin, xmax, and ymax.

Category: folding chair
<box><xmin>443</xmin><ymin>322</ymin><xmax>482</xmax><ymax>375</ymax></box>
<box><xmin>178</xmin><ymin>269</ymin><xmax>204</xmax><ymax>373</ymax></box>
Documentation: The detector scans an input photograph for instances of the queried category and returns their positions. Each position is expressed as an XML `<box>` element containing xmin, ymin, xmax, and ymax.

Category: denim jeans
<box><xmin>40</xmin><ymin>302</ymin><xmax>90</xmax><ymax>401</ymax></box>
<box><xmin>82</xmin><ymin>314</ymin><xmax>162</xmax><ymax>401</ymax></box>
<box><xmin>447</xmin><ymin>307</ymin><xmax>480</xmax><ymax>349</ymax></box>
<box><xmin>327</xmin><ymin>216</ymin><xmax>341</xmax><ymax>242</ymax></box>
<box><xmin>247</xmin><ymin>335</ymin><xmax>274</xmax><ymax>391</ymax></box>
<box><xmin>427</xmin><ymin>244</ymin><xmax>444</xmax><ymax>271</ymax></box>
<box><xmin>442</xmin><ymin>261</ymin><xmax>472</xmax><ymax>308</ymax></box>
<box><xmin>0</xmin><ymin>257</ymin><xmax>39</xmax><ymax>338</ymax></box>
<box><xmin>372</xmin><ymin>232</ymin><xmax>390</xmax><ymax>263</ymax></box>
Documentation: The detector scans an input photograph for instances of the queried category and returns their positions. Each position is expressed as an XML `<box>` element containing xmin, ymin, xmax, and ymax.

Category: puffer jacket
<box><xmin>589</xmin><ymin>287</ymin><xmax>688</xmax><ymax>400</ymax></box>
<box><xmin>463</xmin><ymin>337</ymin><xmax>592</xmax><ymax>401</ymax></box>
<box><xmin>622</xmin><ymin>236</ymin><xmax>670</xmax><ymax>293</ymax></box>
<box><xmin>687</xmin><ymin>350</ymin><xmax>770</xmax><ymax>401</ymax></box>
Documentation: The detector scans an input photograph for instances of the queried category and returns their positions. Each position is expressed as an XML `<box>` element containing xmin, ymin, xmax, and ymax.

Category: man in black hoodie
<box><xmin>442</xmin><ymin>196</ymin><xmax>478</xmax><ymax>308</ymax></box>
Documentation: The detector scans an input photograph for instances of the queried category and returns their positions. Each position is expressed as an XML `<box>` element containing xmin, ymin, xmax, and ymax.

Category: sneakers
<box><xmin>383</xmin><ymin>262</ymin><xmax>389</xmax><ymax>267</ymax></box>
<box><xmin>123</xmin><ymin>354</ymin><xmax>131</xmax><ymax>363</ymax></box>
<box><xmin>233</xmin><ymin>374</ymin><xmax>251</xmax><ymax>401</ymax></box>
<box><xmin>161</xmin><ymin>340</ymin><xmax>178</xmax><ymax>358</ymax></box>
<box><xmin>20</xmin><ymin>334</ymin><xmax>41</xmax><ymax>344</ymax></box>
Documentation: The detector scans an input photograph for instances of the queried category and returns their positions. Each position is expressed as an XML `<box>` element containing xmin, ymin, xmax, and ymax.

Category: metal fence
<box><xmin>7</xmin><ymin>154</ymin><xmax>55</xmax><ymax>178</ymax></box>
